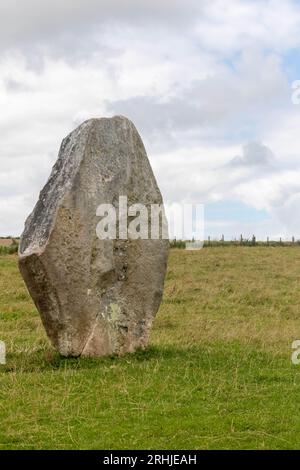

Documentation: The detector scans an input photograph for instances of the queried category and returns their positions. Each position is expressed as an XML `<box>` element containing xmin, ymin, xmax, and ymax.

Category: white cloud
<box><xmin>1</xmin><ymin>0</ymin><xmax>300</xmax><ymax>237</ymax></box>
<box><xmin>194</xmin><ymin>0</ymin><xmax>300</xmax><ymax>54</ymax></box>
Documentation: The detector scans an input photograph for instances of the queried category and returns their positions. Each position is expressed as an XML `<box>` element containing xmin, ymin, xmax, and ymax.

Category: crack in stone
<box><xmin>80</xmin><ymin>312</ymin><xmax>101</xmax><ymax>356</ymax></box>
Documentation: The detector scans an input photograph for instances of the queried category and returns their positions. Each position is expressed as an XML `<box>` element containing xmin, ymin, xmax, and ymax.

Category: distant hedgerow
<box><xmin>169</xmin><ymin>239</ymin><xmax>186</xmax><ymax>249</ymax></box>
<box><xmin>0</xmin><ymin>241</ymin><xmax>19</xmax><ymax>255</ymax></box>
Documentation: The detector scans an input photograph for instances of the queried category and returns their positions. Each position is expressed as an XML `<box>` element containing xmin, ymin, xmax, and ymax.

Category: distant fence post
<box><xmin>292</xmin><ymin>236</ymin><xmax>295</xmax><ymax>245</ymax></box>
<box><xmin>0</xmin><ymin>341</ymin><xmax>6</xmax><ymax>365</ymax></box>
<box><xmin>208</xmin><ymin>236</ymin><xmax>211</xmax><ymax>246</ymax></box>
<box><xmin>240</xmin><ymin>234</ymin><xmax>243</xmax><ymax>245</ymax></box>
<box><xmin>267</xmin><ymin>236</ymin><xmax>269</xmax><ymax>246</ymax></box>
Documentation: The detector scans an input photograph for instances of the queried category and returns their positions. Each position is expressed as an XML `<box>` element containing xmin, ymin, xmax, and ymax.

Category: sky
<box><xmin>2</xmin><ymin>0</ymin><xmax>300</xmax><ymax>240</ymax></box>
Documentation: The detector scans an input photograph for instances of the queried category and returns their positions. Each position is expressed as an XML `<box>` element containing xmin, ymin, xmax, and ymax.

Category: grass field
<box><xmin>1</xmin><ymin>247</ymin><xmax>300</xmax><ymax>450</ymax></box>
<box><xmin>0</xmin><ymin>239</ymin><xmax>12</xmax><ymax>247</ymax></box>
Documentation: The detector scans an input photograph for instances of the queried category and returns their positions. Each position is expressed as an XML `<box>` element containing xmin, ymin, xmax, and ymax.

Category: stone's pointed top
<box><xmin>19</xmin><ymin>115</ymin><xmax>145</xmax><ymax>258</ymax></box>
<box><xmin>70</xmin><ymin>115</ymin><xmax>137</xmax><ymax>135</ymax></box>
<box><xmin>18</xmin><ymin>116</ymin><xmax>168</xmax><ymax>358</ymax></box>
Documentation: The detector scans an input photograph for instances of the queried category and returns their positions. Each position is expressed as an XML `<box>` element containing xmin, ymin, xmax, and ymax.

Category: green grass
<box><xmin>0</xmin><ymin>243</ymin><xmax>18</xmax><ymax>255</ymax></box>
<box><xmin>1</xmin><ymin>247</ymin><xmax>300</xmax><ymax>449</ymax></box>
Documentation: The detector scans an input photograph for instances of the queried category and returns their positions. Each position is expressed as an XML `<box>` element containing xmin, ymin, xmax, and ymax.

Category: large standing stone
<box><xmin>19</xmin><ymin>116</ymin><xmax>169</xmax><ymax>357</ymax></box>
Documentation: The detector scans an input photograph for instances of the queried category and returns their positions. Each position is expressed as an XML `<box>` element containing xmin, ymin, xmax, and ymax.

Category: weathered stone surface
<box><xmin>19</xmin><ymin>116</ymin><xmax>169</xmax><ymax>357</ymax></box>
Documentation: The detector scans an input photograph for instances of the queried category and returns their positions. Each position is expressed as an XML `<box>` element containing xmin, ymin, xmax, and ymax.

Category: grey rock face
<box><xmin>19</xmin><ymin>116</ymin><xmax>169</xmax><ymax>357</ymax></box>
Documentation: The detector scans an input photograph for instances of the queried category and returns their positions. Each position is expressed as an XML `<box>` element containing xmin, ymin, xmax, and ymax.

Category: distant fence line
<box><xmin>1</xmin><ymin>236</ymin><xmax>300</xmax><ymax>255</ymax></box>
<box><xmin>170</xmin><ymin>235</ymin><xmax>300</xmax><ymax>249</ymax></box>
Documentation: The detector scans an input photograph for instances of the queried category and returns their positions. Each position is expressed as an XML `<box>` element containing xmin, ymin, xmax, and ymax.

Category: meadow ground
<box><xmin>0</xmin><ymin>239</ymin><xmax>12</xmax><ymax>247</ymax></box>
<box><xmin>1</xmin><ymin>247</ymin><xmax>300</xmax><ymax>449</ymax></box>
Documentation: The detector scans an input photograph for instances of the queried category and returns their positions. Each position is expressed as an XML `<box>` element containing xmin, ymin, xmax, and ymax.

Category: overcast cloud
<box><xmin>2</xmin><ymin>0</ymin><xmax>300</xmax><ymax>239</ymax></box>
